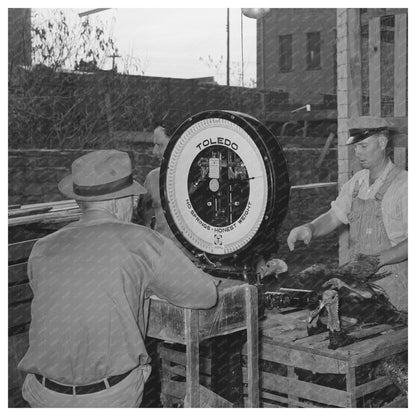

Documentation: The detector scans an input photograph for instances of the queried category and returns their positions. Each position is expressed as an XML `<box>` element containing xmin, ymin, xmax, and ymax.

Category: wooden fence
<box><xmin>337</xmin><ymin>8</ymin><xmax>407</xmax><ymax>263</ymax></box>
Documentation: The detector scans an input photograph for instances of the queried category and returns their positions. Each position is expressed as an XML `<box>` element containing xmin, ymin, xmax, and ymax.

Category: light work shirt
<box><xmin>330</xmin><ymin>160</ymin><xmax>408</xmax><ymax>246</ymax></box>
<box><xmin>18</xmin><ymin>210</ymin><xmax>217</xmax><ymax>385</ymax></box>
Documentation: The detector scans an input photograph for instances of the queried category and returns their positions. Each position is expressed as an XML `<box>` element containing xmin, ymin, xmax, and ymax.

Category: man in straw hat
<box><xmin>287</xmin><ymin>125</ymin><xmax>407</xmax><ymax>313</ymax></box>
<box><xmin>19</xmin><ymin>150</ymin><xmax>218</xmax><ymax>407</ymax></box>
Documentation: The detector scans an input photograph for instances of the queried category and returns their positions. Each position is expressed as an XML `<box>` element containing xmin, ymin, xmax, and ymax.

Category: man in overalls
<box><xmin>287</xmin><ymin>126</ymin><xmax>408</xmax><ymax>313</ymax></box>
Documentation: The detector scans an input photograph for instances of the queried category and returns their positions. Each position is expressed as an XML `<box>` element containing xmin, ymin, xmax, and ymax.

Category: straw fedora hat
<box><xmin>58</xmin><ymin>150</ymin><xmax>147</xmax><ymax>201</ymax></box>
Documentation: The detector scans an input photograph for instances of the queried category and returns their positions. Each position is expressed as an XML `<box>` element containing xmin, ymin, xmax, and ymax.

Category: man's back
<box><xmin>19</xmin><ymin>210</ymin><xmax>217</xmax><ymax>385</ymax></box>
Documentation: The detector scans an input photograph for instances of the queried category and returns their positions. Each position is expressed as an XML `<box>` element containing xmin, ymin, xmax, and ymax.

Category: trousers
<box><xmin>22</xmin><ymin>365</ymin><xmax>151</xmax><ymax>408</ymax></box>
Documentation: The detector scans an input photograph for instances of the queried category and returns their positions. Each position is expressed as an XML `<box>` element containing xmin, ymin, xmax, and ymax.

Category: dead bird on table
<box><xmin>304</xmin><ymin>254</ymin><xmax>406</xmax><ymax>341</ymax></box>
<box><xmin>301</xmin><ymin>253</ymin><xmax>407</xmax><ymax>396</ymax></box>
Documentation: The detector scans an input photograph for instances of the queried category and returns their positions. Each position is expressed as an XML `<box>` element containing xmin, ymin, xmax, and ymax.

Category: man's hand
<box><xmin>287</xmin><ymin>224</ymin><xmax>313</xmax><ymax>251</ymax></box>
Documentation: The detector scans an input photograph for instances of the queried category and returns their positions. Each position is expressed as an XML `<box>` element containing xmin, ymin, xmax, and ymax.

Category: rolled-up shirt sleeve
<box><xmin>148</xmin><ymin>237</ymin><xmax>218</xmax><ymax>309</ymax></box>
<box><xmin>330</xmin><ymin>178</ymin><xmax>355</xmax><ymax>224</ymax></box>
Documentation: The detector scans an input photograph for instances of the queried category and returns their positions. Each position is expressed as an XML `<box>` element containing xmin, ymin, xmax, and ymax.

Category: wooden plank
<box><xmin>161</xmin><ymin>363</ymin><xmax>211</xmax><ymax>387</ymax></box>
<box><xmin>265</xmin><ymin>109</ymin><xmax>337</xmax><ymax>122</ymax></box>
<box><xmin>9</xmin><ymin>283</ymin><xmax>33</xmax><ymax>305</ymax></box>
<box><xmin>162</xmin><ymin>379</ymin><xmax>232</xmax><ymax>408</ymax></box>
<box><xmin>243</xmin><ymin>388</ymin><xmax>322</xmax><ymax>408</ymax></box>
<box><xmin>287</xmin><ymin>366</ymin><xmax>297</xmax><ymax>407</ymax></box>
<box><xmin>394</xmin><ymin>147</ymin><xmax>407</xmax><ymax>169</ymax></box>
<box><xmin>185</xmin><ymin>309</ymin><xmax>199</xmax><ymax>408</ymax></box>
<box><xmin>260</xmin><ymin>340</ymin><xmax>349</xmax><ymax>374</ymax></box>
<box><xmin>348</xmin><ymin>328</ymin><xmax>407</xmax><ymax>366</ymax></box>
<box><xmin>291</xmin><ymin>182</ymin><xmax>337</xmax><ymax>190</ymax></box>
<box><xmin>394</xmin><ymin>14</ymin><xmax>407</xmax><ymax>117</ymax></box>
<box><xmin>8</xmin><ymin>240</ymin><xmax>37</xmax><ymax>263</ymax></box>
<box><xmin>159</xmin><ymin>347</ymin><xmax>212</xmax><ymax>374</ymax></box>
<box><xmin>355</xmin><ymin>376</ymin><xmax>392</xmax><ymax>398</ymax></box>
<box><xmin>242</xmin><ymin>368</ymin><xmax>350</xmax><ymax>407</ymax></box>
<box><xmin>162</xmin><ymin>379</ymin><xmax>186</xmax><ymax>400</ymax></box>
<box><xmin>9</xmin><ymin>210</ymin><xmax>81</xmax><ymax>227</ymax></box>
<box><xmin>8</xmin><ymin>302</ymin><xmax>32</xmax><ymax>329</ymax></box>
<box><xmin>345</xmin><ymin>363</ymin><xmax>357</xmax><ymax>407</ymax></box>
<box><xmin>245</xmin><ymin>285</ymin><xmax>259</xmax><ymax>408</ymax></box>
<box><xmin>347</xmin><ymin>8</ymin><xmax>362</xmax><ymax>118</ymax></box>
<box><xmin>352</xmin><ymin>340</ymin><xmax>407</xmax><ymax>367</ymax></box>
<box><xmin>8</xmin><ymin>263</ymin><xmax>29</xmax><ymax>286</ymax></box>
<box><xmin>369</xmin><ymin>17</ymin><xmax>381</xmax><ymax>116</ymax></box>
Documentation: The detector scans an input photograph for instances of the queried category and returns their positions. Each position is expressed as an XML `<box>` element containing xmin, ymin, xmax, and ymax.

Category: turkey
<box><xmin>299</xmin><ymin>253</ymin><xmax>407</xmax><ymax>396</ymax></box>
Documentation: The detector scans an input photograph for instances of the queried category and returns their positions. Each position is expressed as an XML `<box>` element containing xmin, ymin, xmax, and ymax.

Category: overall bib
<box><xmin>347</xmin><ymin>167</ymin><xmax>408</xmax><ymax>312</ymax></box>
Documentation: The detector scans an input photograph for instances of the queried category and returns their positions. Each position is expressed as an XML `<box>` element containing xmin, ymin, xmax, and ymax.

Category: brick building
<box><xmin>256</xmin><ymin>8</ymin><xmax>337</xmax><ymax>105</ymax></box>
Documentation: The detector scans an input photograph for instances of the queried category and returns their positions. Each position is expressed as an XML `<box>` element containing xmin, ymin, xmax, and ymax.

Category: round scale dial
<box><xmin>160</xmin><ymin>110</ymin><xmax>289</xmax><ymax>261</ymax></box>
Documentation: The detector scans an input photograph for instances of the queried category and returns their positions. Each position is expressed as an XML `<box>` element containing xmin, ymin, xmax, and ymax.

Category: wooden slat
<box><xmin>161</xmin><ymin>380</ymin><xmax>232</xmax><ymax>408</ymax></box>
<box><xmin>185</xmin><ymin>308</ymin><xmax>199</xmax><ymax>408</ymax></box>
<box><xmin>8</xmin><ymin>240</ymin><xmax>37</xmax><ymax>263</ymax></box>
<box><xmin>394</xmin><ymin>147</ymin><xmax>407</xmax><ymax>169</ymax></box>
<box><xmin>369</xmin><ymin>17</ymin><xmax>381</xmax><ymax>116</ymax></box>
<box><xmin>8</xmin><ymin>263</ymin><xmax>29</xmax><ymax>286</ymax></box>
<box><xmin>394</xmin><ymin>14</ymin><xmax>407</xmax><ymax>117</ymax></box>
<box><xmin>347</xmin><ymin>8</ymin><xmax>362</xmax><ymax>118</ymax></box>
<box><xmin>8</xmin><ymin>302</ymin><xmax>32</xmax><ymax>329</ymax></box>
<box><xmin>243</xmin><ymin>388</ymin><xmax>322</xmax><ymax>408</ymax></box>
<box><xmin>355</xmin><ymin>375</ymin><xmax>392</xmax><ymax>398</ymax></box>
<box><xmin>9</xmin><ymin>283</ymin><xmax>33</xmax><ymax>305</ymax></box>
<box><xmin>345</xmin><ymin>363</ymin><xmax>357</xmax><ymax>407</ymax></box>
<box><xmin>242</xmin><ymin>368</ymin><xmax>350</xmax><ymax>408</ymax></box>
<box><xmin>9</xmin><ymin>210</ymin><xmax>81</xmax><ymax>227</ymax></box>
<box><xmin>349</xmin><ymin>329</ymin><xmax>407</xmax><ymax>367</ymax></box>
<box><xmin>159</xmin><ymin>346</ymin><xmax>212</xmax><ymax>374</ymax></box>
<box><xmin>245</xmin><ymin>340</ymin><xmax>348</xmax><ymax>374</ymax></box>
<box><xmin>245</xmin><ymin>285</ymin><xmax>259</xmax><ymax>408</ymax></box>
<box><xmin>161</xmin><ymin>363</ymin><xmax>211</xmax><ymax>387</ymax></box>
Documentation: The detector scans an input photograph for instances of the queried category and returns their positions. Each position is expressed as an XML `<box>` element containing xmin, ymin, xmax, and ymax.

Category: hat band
<box><xmin>73</xmin><ymin>174</ymin><xmax>133</xmax><ymax>197</ymax></box>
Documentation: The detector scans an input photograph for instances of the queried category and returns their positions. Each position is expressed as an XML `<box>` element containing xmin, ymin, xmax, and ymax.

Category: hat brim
<box><xmin>346</xmin><ymin>127</ymin><xmax>391</xmax><ymax>145</ymax></box>
<box><xmin>58</xmin><ymin>175</ymin><xmax>147</xmax><ymax>201</ymax></box>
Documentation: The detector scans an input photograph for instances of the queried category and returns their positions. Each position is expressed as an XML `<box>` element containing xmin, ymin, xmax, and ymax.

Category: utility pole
<box><xmin>226</xmin><ymin>8</ymin><xmax>230</xmax><ymax>86</ymax></box>
<box><xmin>107</xmin><ymin>53</ymin><xmax>121</xmax><ymax>71</ymax></box>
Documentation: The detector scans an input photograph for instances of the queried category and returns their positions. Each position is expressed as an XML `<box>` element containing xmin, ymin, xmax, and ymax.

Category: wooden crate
<box><xmin>242</xmin><ymin>310</ymin><xmax>407</xmax><ymax>408</ymax></box>
<box><xmin>158</xmin><ymin>334</ymin><xmax>246</xmax><ymax>408</ymax></box>
<box><xmin>158</xmin><ymin>342</ymin><xmax>212</xmax><ymax>407</ymax></box>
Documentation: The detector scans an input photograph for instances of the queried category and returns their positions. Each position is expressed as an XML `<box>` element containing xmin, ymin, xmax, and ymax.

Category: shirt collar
<box><xmin>68</xmin><ymin>209</ymin><xmax>121</xmax><ymax>228</ymax></box>
<box><xmin>362</xmin><ymin>159</ymin><xmax>394</xmax><ymax>187</ymax></box>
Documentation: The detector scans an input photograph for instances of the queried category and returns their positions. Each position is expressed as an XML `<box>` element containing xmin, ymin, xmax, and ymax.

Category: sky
<box><xmin>33</xmin><ymin>7</ymin><xmax>257</xmax><ymax>86</ymax></box>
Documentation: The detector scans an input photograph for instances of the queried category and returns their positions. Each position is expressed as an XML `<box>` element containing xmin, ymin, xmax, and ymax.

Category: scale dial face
<box><xmin>164</xmin><ymin>117</ymin><xmax>268</xmax><ymax>256</ymax></box>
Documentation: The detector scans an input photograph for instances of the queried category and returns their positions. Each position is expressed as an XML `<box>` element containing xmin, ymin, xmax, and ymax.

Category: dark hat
<box><xmin>58</xmin><ymin>150</ymin><xmax>147</xmax><ymax>201</ymax></box>
<box><xmin>346</xmin><ymin>127</ymin><xmax>390</xmax><ymax>145</ymax></box>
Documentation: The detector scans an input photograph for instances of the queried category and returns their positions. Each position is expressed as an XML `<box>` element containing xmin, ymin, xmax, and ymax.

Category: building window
<box><xmin>279</xmin><ymin>35</ymin><xmax>292</xmax><ymax>72</ymax></box>
<box><xmin>306</xmin><ymin>32</ymin><xmax>321</xmax><ymax>70</ymax></box>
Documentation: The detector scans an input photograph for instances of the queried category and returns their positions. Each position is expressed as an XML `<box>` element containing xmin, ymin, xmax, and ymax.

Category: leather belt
<box><xmin>34</xmin><ymin>368</ymin><xmax>134</xmax><ymax>395</ymax></box>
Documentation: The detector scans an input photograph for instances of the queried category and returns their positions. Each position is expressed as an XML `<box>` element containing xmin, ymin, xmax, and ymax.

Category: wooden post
<box><xmin>345</xmin><ymin>363</ymin><xmax>357</xmax><ymax>407</ymax></box>
<box><xmin>368</xmin><ymin>17</ymin><xmax>381</xmax><ymax>116</ymax></box>
<box><xmin>245</xmin><ymin>285</ymin><xmax>259</xmax><ymax>407</ymax></box>
<box><xmin>393</xmin><ymin>14</ymin><xmax>407</xmax><ymax>169</ymax></box>
<box><xmin>393</xmin><ymin>14</ymin><xmax>407</xmax><ymax>117</ymax></box>
<box><xmin>287</xmin><ymin>366</ymin><xmax>298</xmax><ymax>407</ymax></box>
<box><xmin>184</xmin><ymin>309</ymin><xmax>200</xmax><ymax>407</ymax></box>
<box><xmin>337</xmin><ymin>9</ymin><xmax>362</xmax><ymax>265</ymax></box>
